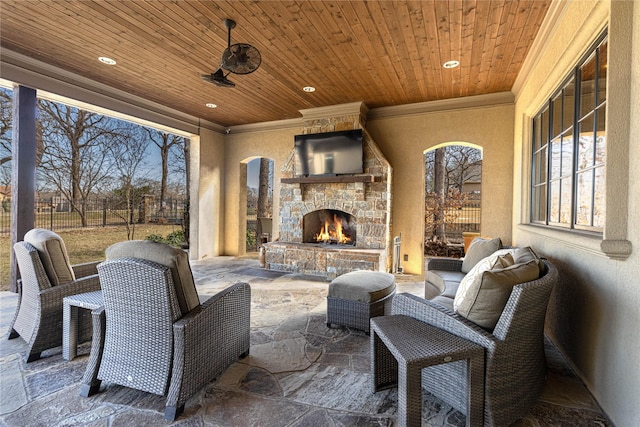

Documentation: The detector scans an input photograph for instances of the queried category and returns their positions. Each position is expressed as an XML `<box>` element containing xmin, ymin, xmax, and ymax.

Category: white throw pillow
<box><xmin>454</xmin><ymin>249</ymin><xmax>514</xmax><ymax>312</ymax></box>
<box><xmin>461</xmin><ymin>237</ymin><xmax>503</xmax><ymax>273</ymax></box>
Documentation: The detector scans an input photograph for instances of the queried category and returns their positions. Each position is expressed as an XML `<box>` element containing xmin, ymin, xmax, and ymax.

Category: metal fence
<box><xmin>445</xmin><ymin>200</ymin><xmax>481</xmax><ymax>240</ymax></box>
<box><xmin>425</xmin><ymin>200</ymin><xmax>481</xmax><ymax>243</ymax></box>
<box><xmin>0</xmin><ymin>195</ymin><xmax>187</xmax><ymax>235</ymax></box>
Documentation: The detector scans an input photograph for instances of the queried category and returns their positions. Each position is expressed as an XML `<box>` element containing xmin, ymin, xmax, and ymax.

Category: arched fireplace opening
<box><xmin>303</xmin><ymin>209</ymin><xmax>356</xmax><ymax>245</ymax></box>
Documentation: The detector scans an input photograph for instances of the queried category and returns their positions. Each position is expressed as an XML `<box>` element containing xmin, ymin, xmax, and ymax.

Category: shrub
<box><xmin>145</xmin><ymin>230</ymin><xmax>185</xmax><ymax>247</ymax></box>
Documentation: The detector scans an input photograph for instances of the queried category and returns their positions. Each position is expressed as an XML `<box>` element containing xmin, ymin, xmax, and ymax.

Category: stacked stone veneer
<box><xmin>266</xmin><ymin>103</ymin><xmax>393</xmax><ymax>277</ymax></box>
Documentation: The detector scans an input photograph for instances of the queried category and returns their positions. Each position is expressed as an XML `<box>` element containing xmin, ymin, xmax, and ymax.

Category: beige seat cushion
<box><xmin>328</xmin><ymin>271</ymin><xmax>396</xmax><ymax>303</ymax></box>
<box><xmin>106</xmin><ymin>240</ymin><xmax>199</xmax><ymax>315</ymax></box>
<box><xmin>454</xmin><ymin>259</ymin><xmax>540</xmax><ymax>330</ymax></box>
<box><xmin>461</xmin><ymin>237</ymin><xmax>503</xmax><ymax>274</ymax></box>
<box><xmin>24</xmin><ymin>228</ymin><xmax>75</xmax><ymax>286</ymax></box>
<box><xmin>426</xmin><ymin>270</ymin><xmax>467</xmax><ymax>296</ymax></box>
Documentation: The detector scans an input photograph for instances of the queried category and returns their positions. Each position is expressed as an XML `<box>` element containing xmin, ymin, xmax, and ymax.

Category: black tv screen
<box><xmin>294</xmin><ymin>129</ymin><xmax>363</xmax><ymax>176</ymax></box>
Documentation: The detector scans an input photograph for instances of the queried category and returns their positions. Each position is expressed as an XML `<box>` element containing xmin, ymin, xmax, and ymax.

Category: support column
<box><xmin>10</xmin><ymin>86</ymin><xmax>37</xmax><ymax>292</ymax></box>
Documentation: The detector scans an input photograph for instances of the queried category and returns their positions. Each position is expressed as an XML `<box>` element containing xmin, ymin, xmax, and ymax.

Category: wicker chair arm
<box><xmin>72</xmin><ymin>261</ymin><xmax>101</xmax><ymax>278</ymax></box>
<box><xmin>426</xmin><ymin>258</ymin><xmax>464</xmax><ymax>272</ymax></box>
<box><xmin>167</xmin><ymin>282</ymin><xmax>251</xmax><ymax>411</ymax></box>
<box><xmin>39</xmin><ymin>275</ymin><xmax>102</xmax><ymax>303</ymax></box>
<box><xmin>391</xmin><ymin>293</ymin><xmax>496</xmax><ymax>349</ymax></box>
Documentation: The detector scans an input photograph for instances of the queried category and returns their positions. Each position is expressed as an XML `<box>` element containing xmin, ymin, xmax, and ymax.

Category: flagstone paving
<box><xmin>0</xmin><ymin>256</ymin><xmax>610</xmax><ymax>426</ymax></box>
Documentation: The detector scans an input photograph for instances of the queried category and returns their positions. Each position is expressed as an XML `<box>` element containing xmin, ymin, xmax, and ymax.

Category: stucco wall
<box><xmin>190</xmin><ymin>128</ymin><xmax>225</xmax><ymax>259</ymax></box>
<box><xmin>513</xmin><ymin>1</ymin><xmax>640</xmax><ymax>426</ymax></box>
<box><xmin>367</xmin><ymin>104</ymin><xmax>515</xmax><ymax>274</ymax></box>
<box><xmin>222</xmin><ymin>127</ymin><xmax>300</xmax><ymax>255</ymax></box>
<box><xmin>201</xmin><ymin>102</ymin><xmax>514</xmax><ymax>272</ymax></box>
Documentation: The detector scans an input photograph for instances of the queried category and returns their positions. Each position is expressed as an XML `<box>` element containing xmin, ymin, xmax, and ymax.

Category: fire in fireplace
<box><xmin>303</xmin><ymin>209</ymin><xmax>356</xmax><ymax>245</ymax></box>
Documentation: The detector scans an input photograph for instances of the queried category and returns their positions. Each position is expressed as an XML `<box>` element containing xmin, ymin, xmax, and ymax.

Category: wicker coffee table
<box><xmin>371</xmin><ymin>315</ymin><xmax>485</xmax><ymax>427</ymax></box>
<box><xmin>62</xmin><ymin>290</ymin><xmax>103</xmax><ymax>361</ymax></box>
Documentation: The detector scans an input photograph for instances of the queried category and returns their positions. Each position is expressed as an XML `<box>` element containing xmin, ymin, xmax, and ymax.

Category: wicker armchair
<box><xmin>80</xmin><ymin>241</ymin><xmax>251</xmax><ymax>421</ymax></box>
<box><xmin>8</xmin><ymin>229</ymin><xmax>101</xmax><ymax>363</ymax></box>
<box><xmin>391</xmin><ymin>259</ymin><xmax>557</xmax><ymax>427</ymax></box>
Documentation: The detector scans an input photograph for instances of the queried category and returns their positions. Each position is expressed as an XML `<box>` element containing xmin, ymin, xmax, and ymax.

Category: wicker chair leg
<box><xmin>26</xmin><ymin>352</ymin><xmax>41</xmax><ymax>363</ymax></box>
<box><xmin>240</xmin><ymin>349</ymin><xmax>250</xmax><ymax>359</ymax></box>
<box><xmin>79</xmin><ymin>381</ymin><xmax>101</xmax><ymax>398</ymax></box>
<box><xmin>80</xmin><ymin>308</ymin><xmax>105</xmax><ymax>398</ymax></box>
<box><xmin>164</xmin><ymin>404</ymin><xmax>184</xmax><ymax>421</ymax></box>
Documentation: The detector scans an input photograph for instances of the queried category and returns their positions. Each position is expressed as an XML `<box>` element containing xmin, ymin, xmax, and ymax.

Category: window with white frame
<box><xmin>531</xmin><ymin>32</ymin><xmax>607</xmax><ymax>232</ymax></box>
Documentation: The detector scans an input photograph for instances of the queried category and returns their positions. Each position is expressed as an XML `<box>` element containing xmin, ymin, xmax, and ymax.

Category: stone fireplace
<box><xmin>265</xmin><ymin>102</ymin><xmax>393</xmax><ymax>279</ymax></box>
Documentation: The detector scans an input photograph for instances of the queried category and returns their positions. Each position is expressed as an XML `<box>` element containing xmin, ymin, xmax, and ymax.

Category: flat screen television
<box><xmin>294</xmin><ymin>129</ymin><xmax>363</xmax><ymax>176</ymax></box>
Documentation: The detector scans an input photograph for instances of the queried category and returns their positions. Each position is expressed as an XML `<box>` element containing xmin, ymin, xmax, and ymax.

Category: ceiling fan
<box><xmin>201</xmin><ymin>18</ymin><xmax>261</xmax><ymax>88</ymax></box>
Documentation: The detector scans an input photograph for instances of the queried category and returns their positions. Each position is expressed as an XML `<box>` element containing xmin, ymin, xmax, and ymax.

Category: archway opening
<box><xmin>424</xmin><ymin>143</ymin><xmax>482</xmax><ymax>258</ymax></box>
<box><xmin>246</xmin><ymin>157</ymin><xmax>274</xmax><ymax>252</ymax></box>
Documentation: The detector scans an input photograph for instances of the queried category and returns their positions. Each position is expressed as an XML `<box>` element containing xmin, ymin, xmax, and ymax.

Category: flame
<box><xmin>315</xmin><ymin>214</ymin><xmax>352</xmax><ymax>244</ymax></box>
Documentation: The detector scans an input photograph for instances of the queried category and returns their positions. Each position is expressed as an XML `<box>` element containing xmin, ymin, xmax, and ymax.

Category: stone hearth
<box><xmin>266</xmin><ymin>102</ymin><xmax>393</xmax><ymax>278</ymax></box>
<box><xmin>265</xmin><ymin>242</ymin><xmax>385</xmax><ymax>279</ymax></box>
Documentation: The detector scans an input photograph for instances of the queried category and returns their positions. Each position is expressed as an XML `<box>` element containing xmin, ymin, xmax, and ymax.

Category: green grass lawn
<box><xmin>0</xmin><ymin>224</ymin><xmax>185</xmax><ymax>292</ymax></box>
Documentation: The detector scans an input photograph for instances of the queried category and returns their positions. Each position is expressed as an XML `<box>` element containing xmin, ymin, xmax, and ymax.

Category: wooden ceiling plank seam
<box><xmin>476</xmin><ymin>0</ymin><xmax>504</xmax><ymax>92</ymax></box>
<box><xmin>362</xmin><ymin>1</ymin><xmax>413</xmax><ymax>103</ymax></box>
<box><xmin>338</xmin><ymin>2</ymin><xmax>401</xmax><ymax>104</ymax></box>
<box><xmin>100</xmin><ymin>1</ymin><xmax>203</xmax><ymax>63</ymax></box>
<box><xmin>497</xmin><ymin>0</ymin><xmax>535</xmax><ymax>90</ymax></box>
<box><xmin>231</xmin><ymin>1</ymin><xmax>346</xmax><ymax>101</ymax></box>
<box><xmin>459</xmin><ymin>0</ymin><xmax>478</xmax><ymax>97</ymax></box>
<box><xmin>434</xmin><ymin>0</ymin><xmax>453</xmax><ymax>99</ymax></box>
<box><xmin>415</xmin><ymin>2</ymin><xmax>445</xmax><ymax>99</ymax></box>
<box><xmin>503</xmin><ymin>1</ymin><xmax>550</xmax><ymax>88</ymax></box>
<box><xmin>447</xmin><ymin>0</ymin><xmax>464</xmax><ymax>98</ymax></box>
<box><xmin>348</xmin><ymin>0</ymin><xmax>400</xmax><ymax>102</ymax></box>
<box><xmin>379</xmin><ymin>1</ymin><xmax>420</xmax><ymax>100</ymax></box>
<box><xmin>286</xmin><ymin>2</ymin><xmax>364</xmax><ymax>101</ymax></box>
<box><xmin>147</xmin><ymin>1</ymin><xmax>236</xmax><ymax>74</ymax></box>
<box><xmin>388</xmin><ymin>1</ymin><xmax>429</xmax><ymax>102</ymax></box>
<box><xmin>295</xmin><ymin>1</ymin><xmax>380</xmax><ymax>103</ymax></box>
<box><xmin>488</xmin><ymin>0</ymin><xmax>519</xmax><ymax>93</ymax></box>
<box><xmin>464</xmin><ymin>0</ymin><xmax>491</xmax><ymax>96</ymax></box>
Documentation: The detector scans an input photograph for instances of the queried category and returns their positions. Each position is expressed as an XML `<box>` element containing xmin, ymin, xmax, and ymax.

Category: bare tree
<box><xmin>0</xmin><ymin>89</ymin><xmax>11</xmax><ymax>169</ymax></box>
<box><xmin>38</xmin><ymin>100</ymin><xmax>116</xmax><ymax>225</ymax></box>
<box><xmin>168</xmin><ymin>135</ymin><xmax>189</xmax><ymax>244</ymax></box>
<box><xmin>433</xmin><ymin>147</ymin><xmax>446</xmax><ymax>241</ymax></box>
<box><xmin>108</xmin><ymin>123</ymin><xmax>149</xmax><ymax>239</ymax></box>
<box><xmin>256</xmin><ymin>158</ymin><xmax>272</xmax><ymax>242</ymax></box>
<box><xmin>144</xmin><ymin>128</ymin><xmax>185</xmax><ymax>217</ymax></box>
<box><xmin>445</xmin><ymin>146</ymin><xmax>482</xmax><ymax>191</ymax></box>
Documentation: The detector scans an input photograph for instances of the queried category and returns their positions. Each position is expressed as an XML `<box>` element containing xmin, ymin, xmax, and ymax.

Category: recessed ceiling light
<box><xmin>443</xmin><ymin>60</ymin><xmax>460</xmax><ymax>69</ymax></box>
<box><xmin>205</xmin><ymin>103</ymin><xmax>217</xmax><ymax>108</ymax></box>
<box><xmin>303</xmin><ymin>86</ymin><xmax>316</xmax><ymax>93</ymax></box>
<box><xmin>98</xmin><ymin>56</ymin><xmax>117</xmax><ymax>65</ymax></box>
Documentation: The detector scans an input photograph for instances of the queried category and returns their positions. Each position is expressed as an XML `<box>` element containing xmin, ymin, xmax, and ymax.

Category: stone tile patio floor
<box><xmin>0</xmin><ymin>256</ymin><xmax>611</xmax><ymax>426</ymax></box>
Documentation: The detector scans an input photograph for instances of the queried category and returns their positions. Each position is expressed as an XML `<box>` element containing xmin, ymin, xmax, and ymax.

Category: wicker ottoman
<box><xmin>326</xmin><ymin>270</ymin><xmax>396</xmax><ymax>333</ymax></box>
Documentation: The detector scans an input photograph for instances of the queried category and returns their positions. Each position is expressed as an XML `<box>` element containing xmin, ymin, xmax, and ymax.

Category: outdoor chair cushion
<box><xmin>455</xmin><ymin>258</ymin><xmax>540</xmax><ymax>329</ymax></box>
<box><xmin>425</xmin><ymin>270</ymin><xmax>466</xmax><ymax>298</ymax></box>
<box><xmin>460</xmin><ymin>237</ymin><xmax>502</xmax><ymax>273</ymax></box>
<box><xmin>514</xmin><ymin>246</ymin><xmax>546</xmax><ymax>276</ymax></box>
<box><xmin>106</xmin><ymin>240</ymin><xmax>199</xmax><ymax>315</ymax></box>
<box><xmin>328</xmin><ymin>271</ymin><xmax>396</xmax><ymax>302</ymax></box>
<box><xmin>24</xmin><ymin>228</ymin><xmax>75</xmax><ymax>286</ymax></box>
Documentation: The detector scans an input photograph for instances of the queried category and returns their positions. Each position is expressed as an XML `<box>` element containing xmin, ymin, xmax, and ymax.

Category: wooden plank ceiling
<box><xmin>0</xmin><ymin>1</ymin><xmax>550</xmax><ymax>127</ymax></box>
